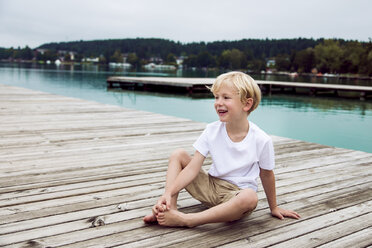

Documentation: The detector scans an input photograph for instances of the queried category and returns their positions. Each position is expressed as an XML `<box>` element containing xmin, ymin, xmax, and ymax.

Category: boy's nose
<box><xmin>215</xmin><ymin>98</ymin><xmax>222</xmax><ymax>105</ymax></box>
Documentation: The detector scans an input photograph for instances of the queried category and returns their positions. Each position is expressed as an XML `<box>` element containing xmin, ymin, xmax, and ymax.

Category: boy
<box><xmin>143</xmin><ymin>71</ymin><xmax>300</xmax><ymax>227</ymax></box>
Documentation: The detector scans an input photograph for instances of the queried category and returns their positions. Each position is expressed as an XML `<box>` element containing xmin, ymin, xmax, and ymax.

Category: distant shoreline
<box><xmin>263</xmin><ymin>71</ymin><xmax>372</xmax><ymax>81</ymax></box>
<box><xmin>1</xmin><ymin>60</ymin><xmax>372</xmax><ymax>82</ymax></box>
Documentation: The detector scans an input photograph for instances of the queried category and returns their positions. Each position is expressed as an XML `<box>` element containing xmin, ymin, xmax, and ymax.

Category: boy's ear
<box><xmin>243</xmin><ymin>98</ymin><xmax>253</xmax><ymax>112</ymax></box>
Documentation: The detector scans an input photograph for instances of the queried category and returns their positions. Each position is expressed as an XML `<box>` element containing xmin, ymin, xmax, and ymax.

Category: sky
<box><xmin>0</xmin><ymin>0</ymin><xmax>371</xmax><ymax>48</ymax></box>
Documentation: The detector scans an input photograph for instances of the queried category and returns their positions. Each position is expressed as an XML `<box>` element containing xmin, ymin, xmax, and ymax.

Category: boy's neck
<box><xmin>225</xmin><ymin>119</ymin><xmax>250</xmax><ymax>142</ymax></box>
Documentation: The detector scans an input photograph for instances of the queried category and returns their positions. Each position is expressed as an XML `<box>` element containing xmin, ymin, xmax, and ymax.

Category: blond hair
<box><xmin>210</xmin><ymin>71</ymin><xmax>261</xmax><ymax>113</ymax></box>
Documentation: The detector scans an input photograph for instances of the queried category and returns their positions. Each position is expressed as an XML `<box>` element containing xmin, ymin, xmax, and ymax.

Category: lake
<box><xmin>1</xmin><ymin>62</ymin><xmax>371</xmax><ymax>153</ymax></box>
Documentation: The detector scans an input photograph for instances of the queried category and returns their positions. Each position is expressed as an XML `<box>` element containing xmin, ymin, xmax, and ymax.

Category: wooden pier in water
<box><xmin>107</xmin><ymin>76</ymin><xmax>372</xmax><ymax>100</ymax></box>
<box><xmin>0</xmin><ymin>84</ymin><xmax>371</xmax><ymax>247</ymax></box>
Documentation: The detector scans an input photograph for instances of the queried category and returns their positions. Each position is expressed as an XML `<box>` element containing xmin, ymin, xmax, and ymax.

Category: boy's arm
<box><xmin>259</xmin><ymin>168</ymin><xmax>300</xmax><ymax>219</ymax></box>
<box><xmin>161</xmin><ymin>151</ymin><xmax>205</xmax><ymax>209</ymax></box>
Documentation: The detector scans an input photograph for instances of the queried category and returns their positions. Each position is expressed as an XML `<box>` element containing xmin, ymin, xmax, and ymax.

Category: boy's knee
<box><xmin>236</xmin><ymin>190</ymin><xmax>258</xmax><ymax>212</ymax></box>
<box><xmin>170</xmin><ymin>148</ymin><xmax>187</xmax><ymax>160</ymax></box>
<box><xmin>169</xmin><ymin>149</ymin><xmax>190</xmax><ymax>167</ymax></box>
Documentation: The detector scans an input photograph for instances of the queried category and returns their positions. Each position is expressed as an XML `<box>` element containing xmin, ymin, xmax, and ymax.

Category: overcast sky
<box><xmin>0</xmin><ymin>0</ymin><xmax>371</xmax><ymax>48</ymax></box>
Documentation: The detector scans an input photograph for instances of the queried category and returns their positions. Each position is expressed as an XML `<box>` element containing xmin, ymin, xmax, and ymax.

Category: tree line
<box><xmin>0</xmin><ymin>38</ymin><xmax>371</xmax><ymax>75</ymax></box>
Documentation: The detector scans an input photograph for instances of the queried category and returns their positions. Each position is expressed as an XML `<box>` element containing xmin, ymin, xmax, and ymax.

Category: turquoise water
<box><xmin>1</xmin><ymin>63</ymin><xmax>371</xmax><ymax>153</ymax></box>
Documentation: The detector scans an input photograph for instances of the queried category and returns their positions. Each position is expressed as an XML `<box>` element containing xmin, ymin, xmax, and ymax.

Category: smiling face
<box><xmin>213</xmin><ymin>82</ymin><xmax>252</xmax><ymax>123</ymax></box>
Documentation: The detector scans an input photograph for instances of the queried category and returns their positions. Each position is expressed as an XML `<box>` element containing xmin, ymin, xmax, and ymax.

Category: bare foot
<box><xmin>143</xmin><ymin>203</ymin><xmax>165</xmax><ymax>224</ymax></box>
<box><xmin>157</xmin><ymin>209</ymin><xmax>191</xmax><ymax>227</ymax></box>
<box><xmin>143</xmin><ymin>213</ymin><xmax>158</xmax><ymax>223</ymax></box>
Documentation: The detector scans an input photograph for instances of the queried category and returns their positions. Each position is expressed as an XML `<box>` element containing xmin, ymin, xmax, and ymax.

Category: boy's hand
<box><xmin>156</xmin><ymin>192</ymin><xmax>172</xmax><ymax>211</ymax></box>
<box><xmin>271</xmin><ymin>206</ymin><xmax>300</xmax><ymax>220</ymax></box>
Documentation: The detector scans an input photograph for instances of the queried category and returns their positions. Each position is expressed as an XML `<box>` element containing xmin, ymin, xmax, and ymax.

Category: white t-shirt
<box><xmin>193</xmin><ymin>121</ymin><xmax>275</xmax><ymax>191</ymax></box>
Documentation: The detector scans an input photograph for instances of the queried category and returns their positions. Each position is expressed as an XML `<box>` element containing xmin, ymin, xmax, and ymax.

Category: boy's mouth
<box><xmin>217</xmin><ymin>109</ymin><xmax>228</xmax><ymax>115</ymax></box>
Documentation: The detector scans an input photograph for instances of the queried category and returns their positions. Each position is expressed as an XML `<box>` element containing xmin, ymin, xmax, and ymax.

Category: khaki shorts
<box><xmin>185</xmin><ymin>168</ymin><xmax>243</xmax><ymax>208</ymax></box>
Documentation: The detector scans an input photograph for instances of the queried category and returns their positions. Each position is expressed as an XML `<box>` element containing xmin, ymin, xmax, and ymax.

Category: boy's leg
<box><xmin>143</xmin><ymin>149</ymin><xmax>192</xmax><ymax>223</ymax></box>
<box><xmin>157</xmin><ymin>188</ymin><xmax>258</xmax><ymax>227</ymax></box>
<box><xmin>165</xmin><ymin>149</ymin><xmax>192</xmax><ymax>209</ymax></box>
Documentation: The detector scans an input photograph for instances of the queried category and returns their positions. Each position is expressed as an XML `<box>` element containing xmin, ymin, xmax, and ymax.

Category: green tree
<box><xmin>218</xmin><ymin>49</ymin><xmax>246</xmax><ymax>69</ymax></box>
<box><xmin>0</xmin><ymin>47</ymin><xmax>12</xmax><ymax>59</ymax></box>
<box><xmin>110</xmin><ymin>49</ymin><xmax>123</xmax><ymax>63</ymax></box>
<box><xmin>196</xmin><ymin>51</ymin><xmax>216</xmax><ymax>68</ymax></box>
<box><xmin>274</xmin><ymin>54</ymin><xmax>291</xmax><ymax>71</ymax></box>
<box><xmin>314</xmin><ymin>40</ymin><xmax>343</xmax><ymax>73</ymax></box>
<box><xmin>74</xmin><ymin>53</ymin><xmax>83</xmax><ymax>62</ymax></box>
<box><xmin>45</xmin><ymin>50</ymin><xmax>58</xmax><ymax>61</ymax></box>
<box><xmin>218</xmin><ymin>50</ymin><xmax>232</xmax><ymax>68</ymax></box>
<box><xmin>18</xmin><ymin>46</ymin><xmax>34</xmax><ymax>60</ymax></box>
<box><xmin>233</xmin><ymin>49</ymin><xmax>247</xmax><ymax>69</ymax></box>
<box><xmin>165</xmin><ymin>53</ymin><xmax>176</xmax><ymax>64</ymax></box>
<box><xmin>247</xmin><ymin>59</ymin><xmax>266</xmax><ymax>72</ymax></box>
<box><xmin>339</xmin><ymin>41</ymin><xmax>364</xmax><ymax>73</ymax></box>
<box><xmin>99</xmin><ymin>55</ymin><xmax>107</xmax><ymax>64</ymax></box>
<box><xmin>64</xmin><ymin>53</ymin><xmax>71</xmax><ymax>62</ymax></box>
<box><xmin>293</xmin><ymin>48</ymin><xmax>315</xmax><ymax>73</ymax></box>
<box><xmin>127</xmin><ymin>53</ymin><xmax>139</xmax><ymax>66</ymax></box>
<box><xmin>183</xmin><ymin>54</ymin><xmax>198</xmax><ymax>67</ymax></box>
<box><xmin>36</xmin><ymin>49</ymin><xmax>57</xmax><ymax>62</ymax></box>
<box><xmin>358</xmin><ymin>40</ymin><xmax>372</xmax><ymax>76</ymax></box>
<box><xmin>13</xmin><ymin>47</ymin><xmax>22</xmax><ymax>59</ymax></box>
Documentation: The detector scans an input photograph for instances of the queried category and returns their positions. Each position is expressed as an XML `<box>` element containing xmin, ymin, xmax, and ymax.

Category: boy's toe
<box><xmin>143</xmin><ymin>214</ymin><xmax>158</xmax><ymax>223</ymax></box>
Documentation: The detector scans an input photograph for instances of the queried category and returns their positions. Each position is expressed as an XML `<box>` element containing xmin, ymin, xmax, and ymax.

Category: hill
<box><xmin>37</xmin><ymin>38</ymin><xmax>321</xmax><ymax>60</ymax></box>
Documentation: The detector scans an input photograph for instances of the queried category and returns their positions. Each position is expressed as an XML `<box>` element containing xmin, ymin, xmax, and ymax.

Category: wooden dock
<box><xmin>0</xmin><ymin>83</ymin><xmax>371</xmax><ymax>247</ymax></box>
<box><xmin>107</xmin><ymin>76</ymin><xmax>372</xmax><ymax>100</ymax></box>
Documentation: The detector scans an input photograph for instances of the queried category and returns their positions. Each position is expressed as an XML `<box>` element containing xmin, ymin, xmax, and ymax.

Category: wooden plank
<box><xmin>2</xmin><ymin>178</ymin><xmax>370</xmax><ymax>243</ymax></box>
<box><xmin>2</xmin><ymin>171</ymin><xmax>370</xmax><ymax>246</ymax></box>
<box><xmin>269</xmin><ymin>213</ymin><xmax>372</xmax><ymax>248</ymax></box>
<box><xmin>2</xmin><ymin>153</ymin><xmax>370</xmax><ymax>218</ymax></box>
<box><xmin>0</xmin><ymin>144</ymin><xmax>362</xmax><ymax>191</ymax></box>
<box><xmin>7</xmin><ymin>149</ymin><xmax>372</xmax><ymax>209</ymax></box>
<box><xmin>2</xmin><ymin>150</ymin><xmax>368</xmax><ymax>205</ymax></box>
<box><xmin>317</xmin><ymin>227</ymin><xmax>372</xmax><ymax>248</ymax></box>
<box><xmin>25</xmin><ymin>188</ymin><xmax>371</xmax><ymax>248</ymax></box>
<box><xmin>219</xmin><ymin>213</ymin><xmax>372</xmax><ymax>248</ymax></box>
